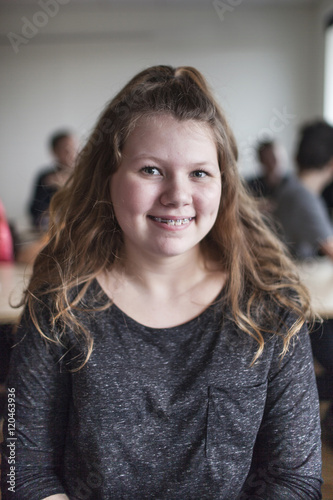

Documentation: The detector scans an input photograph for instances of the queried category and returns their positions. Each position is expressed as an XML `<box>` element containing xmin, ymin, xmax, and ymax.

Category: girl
<box><xmin>1</xmin><ymin>66</ymin><xmax>322</xmax><ymax>499</ymax></box>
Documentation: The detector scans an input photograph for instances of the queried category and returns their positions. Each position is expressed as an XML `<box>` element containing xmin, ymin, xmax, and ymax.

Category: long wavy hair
<box><xmin>26</xmin><ymin>65</ymin><xmax>313</xmax><ymax>369</ymax></box>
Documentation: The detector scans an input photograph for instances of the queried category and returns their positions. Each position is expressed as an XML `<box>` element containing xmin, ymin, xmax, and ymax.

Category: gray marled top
<box><xmin>1</xmin><ymin>280</ymin><xmax>322</xmax><ymax>499</ymax></box>
<box><xmin>273</xmin><ymin>175</ymin><xmax>333</xmax><ymax>259</ymax></box>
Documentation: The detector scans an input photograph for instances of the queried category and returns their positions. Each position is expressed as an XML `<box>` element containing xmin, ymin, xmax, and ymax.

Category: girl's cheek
<box><xmin>196</xmin><ymin>185</ymin><xmax>221</xmax><ymax>204</ymax></box>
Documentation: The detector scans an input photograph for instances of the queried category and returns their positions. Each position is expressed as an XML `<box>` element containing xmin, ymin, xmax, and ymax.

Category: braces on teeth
<box><xmin>152</xmin><ymin>217</ymin><xmax>193</xmax><ymax>226</ymax></box>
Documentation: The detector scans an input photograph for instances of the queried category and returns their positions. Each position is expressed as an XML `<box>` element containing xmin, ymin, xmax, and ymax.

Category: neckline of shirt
<box><xmin>92</xmin><ymin>278</ymin><xmax>226</xmax><ymax>334</ymax></box>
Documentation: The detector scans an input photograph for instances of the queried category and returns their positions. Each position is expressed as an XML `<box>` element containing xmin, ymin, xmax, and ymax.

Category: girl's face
<box><xmin>110</xmin><ymin>114</ymin><xmax>221</xmax><ymax>262</ymax></box>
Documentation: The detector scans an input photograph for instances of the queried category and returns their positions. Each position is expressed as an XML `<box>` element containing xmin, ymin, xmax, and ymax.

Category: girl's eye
<box><xmin>141</xmin><ymin>166</ymin><xmax>161</xmax><ymax>176</ymax></box>
<box><xmin>191</xmin><ymin>170</ymin><xmax>208</xmax><ymax>178</ymax></box>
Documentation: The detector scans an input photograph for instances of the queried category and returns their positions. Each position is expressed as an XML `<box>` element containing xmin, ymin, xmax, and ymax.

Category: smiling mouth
<box><xmin>148</xmin><ymin>216</ymin><xmax>194</xmax><ymax>226</ymax></box>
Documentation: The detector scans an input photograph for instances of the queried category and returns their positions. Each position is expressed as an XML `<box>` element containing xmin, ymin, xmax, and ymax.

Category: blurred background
<box><xmin>0</xmin><ymin>0</ymin><xmax>332</xmax><ymax>227</ymax></box>
<box><xmin>1</xmin><ymin>1</ymin><xmax>333</xmax><ymax>496</ymax></box>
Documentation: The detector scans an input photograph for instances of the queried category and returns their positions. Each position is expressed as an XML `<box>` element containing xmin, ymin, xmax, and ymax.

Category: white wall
<box><xmin>0</xmin><ymin>0</ymin><xmax>331</xmax><ymax>225</ymax></box>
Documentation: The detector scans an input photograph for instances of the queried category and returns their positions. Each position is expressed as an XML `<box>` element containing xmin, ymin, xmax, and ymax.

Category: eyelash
<box><xmin>141</xmin><ymin>166</ymin><xmax>160</xmax><ymax>175</ymax></box>
<box><xmin>191</xmin><ymin>170</ymin><xmax>208</xmax><ymax>178</ymax></box>
<box><xmin>141</xmin><ymin>166</ymin><xmax>209</xmax><ymax>178</ymax></box>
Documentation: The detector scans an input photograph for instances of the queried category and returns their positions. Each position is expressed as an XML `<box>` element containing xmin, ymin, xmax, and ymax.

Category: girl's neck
<box><xmin>112</xmin><ymin>246</ymin><xmax>212</xmax><ymax>298</ymax></box>
<box><xmin>98</xmin><ymin>246</ymin><xmax>227</xmax><ymax>329</ymax></box>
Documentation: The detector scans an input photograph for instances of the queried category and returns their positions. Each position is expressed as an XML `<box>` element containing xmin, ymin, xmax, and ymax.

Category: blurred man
<box><xmin>29</xmin><ymin>130</ymin><xmax>78</xmax><ymax>229</ymax></box>
<box><xmin>273</xmin><ymin>121</ymin><xmax>333</xmax><ymax>260</ymax></box>
<box><xmin>247</xmin><ymin>139</ymin><xmax>288</xmax><ymax>199</ymax></box>
<box><xmin>272</xmin><ymin>120</ymin><xmax>333</xmax><ymax>448</ymax></box>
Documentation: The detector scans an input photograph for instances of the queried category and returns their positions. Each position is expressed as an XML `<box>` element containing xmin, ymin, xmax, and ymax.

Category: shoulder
<box><xmin>12</xmin><ymin>300</ymin><xmax>67</xmax><ymax>369</ymax></box>
<box><xmin>34</xmin><ymin>166</ymin><xmax>57</xmax><ymax>184</ymax></box>
<box><xmin>269</xmin><ymin>308</ymin><xmax>312</xmax><ymax>367</ymax></box>
<box><xmin>16</xmin><ymin>282</ymin><xmax>103</xmax><ymax>370</ymax></box>
<box><xmin>275</xmin><ymin>175</ymin><xmax>306</xmax><ymax>199</ymax></box>
<box><xmin>275</xmin><ymin>176</ymin><xmax>327</xmax><ymax>216</ymax></box>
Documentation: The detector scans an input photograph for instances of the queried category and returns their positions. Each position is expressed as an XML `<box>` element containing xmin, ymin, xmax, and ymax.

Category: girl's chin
<box><xmin>121</xmin><ymin>235</ymin><xmax>203</xmax><ymax>261</ymax></box>
<box><xmin>145</xmin><ymin>242</ymin><xmax>201</xmax><ymax>260</ymax></box>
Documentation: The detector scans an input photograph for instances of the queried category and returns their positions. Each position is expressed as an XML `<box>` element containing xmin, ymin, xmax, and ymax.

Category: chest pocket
<box><xmin>206</xmin><ymin>382</ymin><xmax>268</xmax><ymax>485</ymax></box>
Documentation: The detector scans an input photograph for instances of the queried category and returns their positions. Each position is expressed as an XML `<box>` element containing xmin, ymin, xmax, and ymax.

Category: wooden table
<box><xmin>1</xmin><ymin>259</ymin><xmax>332</xmax><ymax>324</ymax></box>
<box><xmin>0</xmin><ymin>263</ymin><xmax>31</xmax><ymax>324</ymax></box>
<box><xmin>297</xmin><ymin>257</ymin><xmax>333</xmax><ymax>319</ymax></box>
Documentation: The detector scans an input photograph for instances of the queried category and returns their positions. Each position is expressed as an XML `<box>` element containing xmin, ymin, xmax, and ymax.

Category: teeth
<box><xmin>151</xmin><ymin>217</ymin><xmax>192</xmax><ymax>226</ymax></box>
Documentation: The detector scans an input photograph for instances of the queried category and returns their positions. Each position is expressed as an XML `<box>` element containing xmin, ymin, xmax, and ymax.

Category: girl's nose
<box><xmin>159</xmin><ymin>176</ymin><xmax>192</xmax><ymax>208</ymax></box>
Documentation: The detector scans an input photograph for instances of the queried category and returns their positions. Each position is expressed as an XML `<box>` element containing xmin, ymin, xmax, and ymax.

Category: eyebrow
<box><xmin>130</xmin><ymin>154</ymin><xmax>218</xmax><ymax>167</ymax></box>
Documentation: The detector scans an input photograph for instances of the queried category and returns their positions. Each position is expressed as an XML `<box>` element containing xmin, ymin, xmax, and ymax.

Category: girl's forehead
<box><xmin>118</xmin><ymin>115</ymin><xmax>220</xmax><ymax>171</ymax></box>
<box><xmin>127</xmin><ymin>113</ymin><xmax>217</xmax><ymax>145</ymax></box>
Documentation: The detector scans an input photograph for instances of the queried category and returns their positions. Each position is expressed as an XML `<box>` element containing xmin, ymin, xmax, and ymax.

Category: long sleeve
<box><xmin>1</xmin><ymin>307</ymin><xmax>71</xmax><ymax>500</ymax></box>
<box><xmin>1</xmin><ymin>291</ymin><xmax>323</xmax><ymax>499</ymax></box>
<box><xmin>240</xmin><ymin>319</ymin><xmax>322</xmax><ymax>499</ymax></box>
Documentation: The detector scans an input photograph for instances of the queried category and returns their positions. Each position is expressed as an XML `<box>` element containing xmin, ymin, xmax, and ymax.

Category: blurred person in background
<box><xmin>273</xmin><ymin>121</ymin><xmax>333</xmax><ymax>260</ymax></box>
<box><xmin>246</xmin><ymin>140</ymin><xmax>290</xmax><ymax>224</ymax></box>
<box><xmin>247</xmin><ymin>139</ymin><xmax>289</xmax><ymax>200</ymax></box>
<box><xmin>29</xmin><ymin>130</ymin><xmax>78</xmax><ymax>230</ymax></box>
<box><xmin>272</xmin><ymin>119</ymin><xmax>333</xmax><ymax>449</ymax></box>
